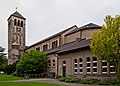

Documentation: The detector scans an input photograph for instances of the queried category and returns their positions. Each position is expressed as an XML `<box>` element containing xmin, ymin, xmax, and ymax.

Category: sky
<box><xmin>0</xmin><ymin>0</ymin><xmax>120</xmax><ymax>53</ymax></box>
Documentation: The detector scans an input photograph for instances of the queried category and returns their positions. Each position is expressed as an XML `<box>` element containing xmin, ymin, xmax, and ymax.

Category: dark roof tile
<box><xmin>8</xmin><ymin>11</ymin><xmax>26</xmax><ymax>20</ymax></box>
<box><xmin>65</xmin><ymin>23</ymin><xmax>101</xmax><ymax>36</ymax></box>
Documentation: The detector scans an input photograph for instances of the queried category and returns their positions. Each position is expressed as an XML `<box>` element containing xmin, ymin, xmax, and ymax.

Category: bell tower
<box><xmin>8</xmin><ymin>11</ymin><xmax>26</xmax><ymax>65</ymax></box>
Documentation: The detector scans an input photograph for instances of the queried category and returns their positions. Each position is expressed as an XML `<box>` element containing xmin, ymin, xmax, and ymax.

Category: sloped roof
<box><xmin>65</xmin><ymin>23</ymin><xmax>101</xmax><ymax>36</ymax></box>
<box><xmin>57</xmin><ymin>39</ymin><xmax>91</xmax><ymax>54</ymax></box>
<box><xmin>25</xmin><ymin>25</ymin><xmax>78</xmax><ymax>50</ymax></box>
<box><xmin>8</xmin><ymin>11</ymin><xmax>26</xmax><ymax>20</ymax></box>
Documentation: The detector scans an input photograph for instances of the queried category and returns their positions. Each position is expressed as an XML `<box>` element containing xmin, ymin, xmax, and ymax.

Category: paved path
<box><xmin>6</xmin><ymin>78</ymin><xmax>108</xmax><ymax>86</ymax></box>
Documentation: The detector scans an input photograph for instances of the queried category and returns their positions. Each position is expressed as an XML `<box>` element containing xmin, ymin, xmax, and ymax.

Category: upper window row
<box><xmin>14</xmin><ymin>19</ymin><xmax>23</xmax><ymax>27</ymax></box>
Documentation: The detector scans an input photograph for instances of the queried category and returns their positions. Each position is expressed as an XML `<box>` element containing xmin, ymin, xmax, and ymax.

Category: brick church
<box><xmin>8</xmin><ymin>11</ymin><xmax>115</xmax><ymax>79</ymax></box>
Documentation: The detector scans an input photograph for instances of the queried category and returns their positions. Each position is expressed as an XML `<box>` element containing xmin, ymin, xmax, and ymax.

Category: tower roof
<box><xmin>8</xmin><ymin>11</ymin><xmax>26</xmax><ymax>20</ymax></box>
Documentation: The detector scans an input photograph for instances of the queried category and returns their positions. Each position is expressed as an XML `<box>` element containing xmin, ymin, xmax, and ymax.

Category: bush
<box><xmin>59</xmin><ymin>77</ymin><xmax>66</xmax><ymax>82</ymax></box>
<box><xmin>98</xmin><ymin>80</ymin><xmax>111</xmax><ymax>85</ymax></box>
<box><xmin>80</xmin><ymin>79</ymin><xmax>92</xmax><ymax>84</ymax></box>
<box><xmin>11</xmin><ymin>71</ymin><xmax>18</xmax><ymax>76</ymax></box>
<box><xmin>40</xmin><ymin>73</ymin><xmax>47</xmax><ymax>78</ymax></box>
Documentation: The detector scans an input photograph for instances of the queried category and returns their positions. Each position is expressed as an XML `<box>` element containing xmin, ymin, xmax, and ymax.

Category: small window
<box><xmin>74</xmin><ymin>59</ymin><xmax>77</xmax><ymax>63</ymax></box>
<box><xmin>87</xmin><ymin>57</ymin><xmax>90</xmax><ymax>62</ymax></box>
<box><xmin>36</xmin><ymin>47</ymin><xmax>40</xmax><ymax>51</ymax></box>
<box><xmin>93</xmin><ymin>57</ymin><xmax>97</xmax><ymax>61</ymax></box>
<box><xmin>87</xmin><ymin>68</ymin><xmax>90</xmax><ymax>72</ymax></box>
<box><xmin>14</xmin><ymin>19</ymin><xmax>16</xmax><ymax>25</ymax></box>
<box><xmin>53</xmin><ymin>59</ymin><xmax>55</xmax><ymax>67</ymax></box>
<box><xmin>63</xmin><ymin>61</ymin><xmax>66</xmax><ymax>66</ymax></box>
<box><xmin>43</xmin><ymin>44</ymin><xmax>48</xmax><ymax>51</ymax></box>
<box><xmin>21</xmin><ymin>21</ymin><xmax>23</xmax><ymax>27</ymax></box>
<box><xmin>93</xmin><ymin>68</ymin><xmax>97</xmax><ymax>72</ymax></box>
<box><xmin>63</xmin><ymin>61</ymin><xmax>66</xmax><ymax>64</ymax></box>
<box><xmin>48</xmin><ymin>60</ymin><xmax>51</xmax><ymax>67</ymax></box>
<box><xmin>52</xmin><ymin>40</ymin><xmax>58</xmax><ymax>49</ymax></box>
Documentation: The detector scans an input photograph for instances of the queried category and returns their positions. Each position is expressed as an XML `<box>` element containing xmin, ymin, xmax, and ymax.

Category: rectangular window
<box><xmin>87</xmin><ymin>68</ymin><xmax>90</xmax><ymax>72</ymax></box>
<box><xmin>79</xmin><ymin>69</ymin><xmax>82</xmax><ymax>72</ymax></box>
<box><xmin>74</xmin><ymin>64</ymin><xmax>77</xmax><ymax>67</ymax></box>
<box><xmin>102</xmin><ymin>68</ymin><xmax>107</xmax><ymax>72</ymax></box>
<box><xmin>79</xmin><ymin>64</ymin><xmax>82</xmax><ymax>67</ymax></box>
<box><xmin>93</xmin><ymin>68</ymin><xmax>97</xmax><ymax>72</ymax></box>
<box><xmin>87</xmin><ymin>63</ymin><xmax>90</xmax><ymax>67</ymax></box>
<box><xmin>74</xmin><ymin>69</ymin><xmax>77</xmax><ymax>73</ymax></box>
<box><xmin>93</xmin><ymin>63</ymin><xmax>97</xmax><ymax>66</ymax></box>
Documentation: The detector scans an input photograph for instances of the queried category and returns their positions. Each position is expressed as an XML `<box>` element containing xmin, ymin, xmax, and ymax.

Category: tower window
<box><xmin>21</xmin><ymin>21</ymin><xmax>23</xmax><ymax>27</ymax></box>
<box><xmin>18</xmin><ymin>20</ymin><xmax>20</xmax><ymax>26</ymax></box>
<box><xmin>14</xmin><ymin>19</ymin><xmax>16</xmax><ymax>25</ymax></box>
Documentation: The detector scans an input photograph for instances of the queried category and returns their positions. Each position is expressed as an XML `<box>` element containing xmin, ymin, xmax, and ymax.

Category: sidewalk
<box><xmin>12</xmin><ymin>78</ymin><xmax>108</xmax><ymax>86</ymax></box>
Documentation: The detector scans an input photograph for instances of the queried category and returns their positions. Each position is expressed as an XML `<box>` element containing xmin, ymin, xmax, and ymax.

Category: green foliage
<box><xmin>16</xmin><ymin>50</ymin><xmax>47</xmax><ymax>75</ymax></box>
<box><xmin>90</xmin><ymin>15</ymin><xmax>120</xmax><ymax>79</ymax></box>
<box><xmin>0</xmin><ymin>46</ymin><xmax>7</xmax><ymax>67</ymax></box>
<box><xmin>65</xmin><ymin>78</ymin><xmax>80</xmax><ymax>83</ymax></box>
<box><xmin>58</xmin><ymin>77</ymin><xmax>120</xmax><ymax>85</ymax></box>
<box><xmin>0</xmin><ymin>74</ymin><xmax>22</xmax><ymax>81</ymax></box>
<box><xmin>0</xmin><ymin>82</ymin><xmax>64</xmax><ymax>86</ymax></box>
<box><xmin>5</xmin><ymin>61</ymin><xmax>18</xmax><ymax>75</ymax></box>
<box><xmin>58</xmin><ymin>77</ymin><xmax>66</xmax><ymax>82</ymax></box>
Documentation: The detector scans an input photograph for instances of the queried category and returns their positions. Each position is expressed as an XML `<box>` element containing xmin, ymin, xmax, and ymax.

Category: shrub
<box><xmin>11</xmin><ymin>71</ymin><xmax>18</xmax><ymax>76</ymax></box>
<box><xmin>98</xmin><ymin>80</ymin><xmax>111</xmax><ymax>85</ymax></box>
<box><xmin>59</xmin><ymin>77</ymin><xmax>66</xmax><ymax>82</ymax></box>
<box><xmin>80</xmin><ymin>79</ymin><xmax>92</xmax><ymax>84</ymax></box>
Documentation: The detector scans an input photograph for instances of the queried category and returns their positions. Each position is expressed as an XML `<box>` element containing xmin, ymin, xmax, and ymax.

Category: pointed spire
<box><xmin>16</xmin><ymin>7</ymin><xmax>18</xmax><ymax>12</ymax></box>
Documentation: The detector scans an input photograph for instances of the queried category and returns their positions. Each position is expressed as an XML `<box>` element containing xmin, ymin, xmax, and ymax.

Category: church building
<box><xmin>8</xmin><ymin>11</ymin><xmax>115</xmax><ymax>79</ymax></box>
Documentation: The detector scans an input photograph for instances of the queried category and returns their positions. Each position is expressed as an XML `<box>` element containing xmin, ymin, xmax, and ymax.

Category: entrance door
<box><xmin>63</xmin><ymin>66</ymin><xmax>66</xmax><ymax>77</ymax></box>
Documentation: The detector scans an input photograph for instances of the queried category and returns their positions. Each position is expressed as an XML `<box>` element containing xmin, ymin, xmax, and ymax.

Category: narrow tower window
<box><xmin>18</xmin><ymin>20</ymin><xmax>20</xmax><ymax>26</ymax></box>
<box><xmin>21</xmin><ymin>21</ymin><xmax>23</xmax><ymax>27</ymax></box>
<box><xmin>14</xmin><ymin>19</ymin><xmax>16</xmax><ymax>25</ymax></box>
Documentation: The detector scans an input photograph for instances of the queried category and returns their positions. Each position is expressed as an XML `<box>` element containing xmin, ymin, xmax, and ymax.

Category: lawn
<box><xmin>0</xmin><ymin>82</ymin><xmax>65</xmax><ymax>86</ymax></box>
<box><xmin>0</xmin><ymin>74</ymin><xmax>22</xmax><ymax>81</ymax></box>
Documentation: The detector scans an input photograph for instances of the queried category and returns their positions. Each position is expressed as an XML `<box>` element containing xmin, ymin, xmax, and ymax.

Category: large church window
<box><xmin>102</xmin><ymin>60</ymin><xmax>107</xmax><ymax>74</ymax></box>
<box><xmin>74</xmin><ymin>59</ymin><xmax>78</xmax><ymax>73</ymax></box>
<box><xmin>79</xmin><ymin>58</ymin><xmax>83</xmax><ymax>73</ymax></box>
<box><xmin>92</xmin><ymin>57</ymin><xmax>97</xmax><ymax>74</ymax></box>
<box><xmin>86</xmin><ymin>57</ymin><xmax>91</xmax><ymax>73</ymax></box>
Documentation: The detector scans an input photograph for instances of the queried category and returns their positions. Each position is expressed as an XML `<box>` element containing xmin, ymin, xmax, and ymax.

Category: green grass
<box><xmin>0</xmin><ymin>74</ymin><xmax>22</xmax><ymax>81</ymax></box>
<box><xmin>0</xmin><ymin>82</ymin><xmax>64</xmax><ymax>86</ymax></box>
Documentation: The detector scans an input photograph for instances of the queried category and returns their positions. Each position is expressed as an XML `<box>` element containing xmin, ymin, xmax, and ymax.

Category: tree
<box><xmin>90</xmin><ymin>15</ymin><xmax>120</xmax><ymax>79</ymax></box>
<box><xmin>16</xmin><ymin>50</ymin><xmax>47</xmax><ymax>75</ymax></box>
<box><xmin>0</xmin><ymin>46</ymin><xmax>6</xmax><ymax>64</ymax></box>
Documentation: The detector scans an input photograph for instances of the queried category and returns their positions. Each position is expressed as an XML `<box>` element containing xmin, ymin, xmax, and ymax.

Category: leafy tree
<box><xmin>90</xmin><ymin>15</ymin><xmax>120</xmax><ymax>79</ymax></box>
<box><xmin>0</xmin><ymin>46</ymin><xmax>6</xmax><ymax>65</ymax></box>
<box><xmin>16</xmin><ymin>50</ymin><xmax>47</xmax><ymax>75</ymax></box>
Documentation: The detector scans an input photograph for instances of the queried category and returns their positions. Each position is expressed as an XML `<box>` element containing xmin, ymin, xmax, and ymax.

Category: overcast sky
<box><xmin>0</xmin><ymin>0</ymin><xmax>120</xmax><ymax>53</ymax></box>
